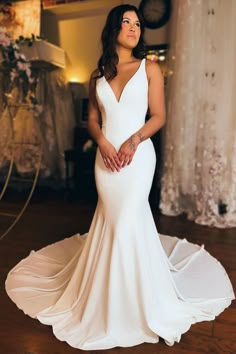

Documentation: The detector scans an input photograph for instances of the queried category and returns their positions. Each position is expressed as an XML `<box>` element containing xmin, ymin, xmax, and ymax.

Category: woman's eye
<box><xmin>121</xmin><ymin>19</ymin><xmax>140</xmax><ymax>27</ymax></box>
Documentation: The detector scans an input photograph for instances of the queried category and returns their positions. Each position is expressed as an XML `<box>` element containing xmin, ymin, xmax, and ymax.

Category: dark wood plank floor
<box><xmin>0</xmin><ymin>189</ymin><xmax>235</xmax><ymax>354</ymax></box>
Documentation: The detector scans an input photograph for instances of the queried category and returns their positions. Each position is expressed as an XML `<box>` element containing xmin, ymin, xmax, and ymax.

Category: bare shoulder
<box><xmin>89</xmin><ymin>68</ymin><xmax>100</xmax><ymax>93</ymax></box>
<box><xmin>89</xmin><ymin>68</ymin><xmax>101</xmax><ymax>84</ymax></box>
<box><xmin>90</xmin><ymin>68</ymin><xmax>100</xmax><ymax>80</ymax></box>
<box><xmin>145</xmin><ymin>60</ymin><xmax>163</xmax><ymax>81</ymax></box>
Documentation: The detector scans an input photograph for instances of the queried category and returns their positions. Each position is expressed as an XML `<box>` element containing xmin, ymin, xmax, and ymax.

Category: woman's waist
<box><xmin>102</xmin><ymin>128</ymin><xmax>154</xmax><ymax>151</ymax></box>
<box><xmin>102</xmin><ymin>124</ymin><xmax>143</xmax><ymax>147</ymax></box>
<box><xmin>102</xmin><ymin>120</ymin><xmax>144</xmax><ymax>134</ymax></box>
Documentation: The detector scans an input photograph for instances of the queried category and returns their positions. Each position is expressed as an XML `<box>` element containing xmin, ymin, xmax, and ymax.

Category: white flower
<box><xmin>26</xmin><ymin>68</ymin><xmax>31</xmax><ymax>77</ymax></box>
<box><xmin>14</xmin><ymin>51</ymin><xmax>20</xmax><ymax>59</ymax></box>
<box><xmin>19</xmin><ymin>54</ymin><xmax>26</xmax><ymax>61</ymax></box>
<box><xmin>17</xmin><ymin>61</ymin><xmax>29</xmax><ymax>70</ymax></box>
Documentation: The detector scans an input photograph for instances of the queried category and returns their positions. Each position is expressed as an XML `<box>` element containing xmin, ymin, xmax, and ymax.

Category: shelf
<box><xmin>19</xmin><ymin>40</ymin><xmax>66</xmax><ymax>69</ymax></box>
<box><xmin>43</xmin><ymin>0</ymin><xmax>122</xmax><ymax>16</ymax></box>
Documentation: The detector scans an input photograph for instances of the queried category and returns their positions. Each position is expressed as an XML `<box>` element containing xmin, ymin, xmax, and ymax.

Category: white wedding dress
<box><xmin>5</xmin><ymin>59</ymin><xmax>235</xmax><ymax>350</ymax></box>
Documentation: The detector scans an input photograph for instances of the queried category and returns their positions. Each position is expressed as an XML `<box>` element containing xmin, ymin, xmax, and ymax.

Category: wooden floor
<box><xmin>0</xmin><ymin>189</ymin><xmax>235</xmax><ymax>354</ymax></box>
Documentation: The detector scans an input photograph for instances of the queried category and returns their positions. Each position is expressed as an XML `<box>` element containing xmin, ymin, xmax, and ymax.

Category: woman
<box><xmin>6</xmin><ymin>4</ymin><xmax>234</xmax><ymax>351</ymax></box>
<box><xmin>88</xmin><ymin>4</ymin><xmax>165</xmax><ymax>172</ymax></box>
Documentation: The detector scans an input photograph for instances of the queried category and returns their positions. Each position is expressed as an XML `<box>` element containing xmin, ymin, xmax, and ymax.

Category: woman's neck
<box><xmin>116</xmin><ymin>47</ymin><xmax>134</xmax><ymax>64</ymax></box>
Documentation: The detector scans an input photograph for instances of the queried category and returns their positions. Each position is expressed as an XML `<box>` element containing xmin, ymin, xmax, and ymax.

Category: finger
<box><xmin>111</xmin><ymin>158</ymin><xmax>121</xmax><ymax>172</ymax></box>
<box><xmin>106</xmin><ymin>157</ymin><xmax>115</xmax><ymax>172</ymax></box>
<box><xmin>118</xmin><ymin>153</ymin><xmax>125</xmax><ymax>164</ymax></box>
<box><xmin>121</xmin><ymin>154</ymin><xmax>130</xmax><ymax>167</ymax></box>
<box><xmin>117</xmin><ymin>151</ymin><xmax>123</xmax><ymax>160</ymax></box>
<box><xmin>114</xmin><ymin>156</ymin><xmax>121</xmax><ymax>167</ymax></box>
<box><xmin>112</xmin><ymin>157</ymin><xmax>121</xmax><ymax>171</ymax></box>
<box><xmin>125</xmin><ymin>152</ymin><xmax>134</xmax><ymax>166</ymax></box>
<box><xmin>103</xmin><ymin>157</ymin><xmax>109</xmax><ymax>169</ymax></box>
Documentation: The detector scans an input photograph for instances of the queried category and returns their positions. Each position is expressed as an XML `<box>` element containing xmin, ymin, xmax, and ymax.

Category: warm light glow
<box><xmin>66</xmin><ymin>70</ymin><xmax>88</xmax><ymax>84</ymax></box>
<box><xmin>159</xmin><ymin>55</ymin><xmax>166</xmax><ymax>61</ymax></box>
<box><xmin>69</xmin><ymin>77</ymin><xmax>80</xmax><ymax>83</ymax></box>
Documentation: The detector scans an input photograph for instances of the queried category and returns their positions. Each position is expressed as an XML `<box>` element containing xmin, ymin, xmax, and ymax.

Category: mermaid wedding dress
<box><xmin>5</xmin><ymin>59</ymin><xmax>235</xmax><ymax>350</ymax></box>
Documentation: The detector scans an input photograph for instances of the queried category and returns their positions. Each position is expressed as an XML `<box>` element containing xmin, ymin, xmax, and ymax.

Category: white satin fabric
<box><xmin>160</xmin><ymin>0</ymin><xmax>236</xmax><ymax>227</ymax></box>
<box><xmin>6</xmin><ymin>59</ymin><xmax>235</xmax><ymax>350</ymax></box>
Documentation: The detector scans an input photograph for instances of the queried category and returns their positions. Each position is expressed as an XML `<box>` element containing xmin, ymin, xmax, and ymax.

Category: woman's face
<box><xmin>116</xmin><ymin>11</ymin><xmax>141</xmax><ymax>50</ymax></box>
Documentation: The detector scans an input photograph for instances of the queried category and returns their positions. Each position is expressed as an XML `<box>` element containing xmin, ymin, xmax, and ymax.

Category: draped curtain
<box><xmin>0</xmin><ymin>69</ymin><xmax>76</xmax><ymax>179</ymax></box>
<box><xmin>160</xmin><ymin>0</ymin><xmax>236</xmax><ymax>228</ymax></box>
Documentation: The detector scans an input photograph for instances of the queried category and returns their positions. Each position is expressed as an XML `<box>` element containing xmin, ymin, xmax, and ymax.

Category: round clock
<box><xmin>139</xmin><ymin>0</ymin><xmax>172</xmax><ymax>29</ymax></box>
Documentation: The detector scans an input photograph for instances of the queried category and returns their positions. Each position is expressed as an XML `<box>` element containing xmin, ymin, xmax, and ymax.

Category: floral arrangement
<box><xmin>0</xmin><ymin>26</ymin><xmax>42</xmax><ymax>115</ymax></box>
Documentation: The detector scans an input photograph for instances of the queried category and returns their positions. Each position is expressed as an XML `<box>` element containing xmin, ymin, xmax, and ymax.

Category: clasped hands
<box><xmin>99</xmin><ymin>135</ymin><xmax>139</xmax><ymax>172</ymax></box>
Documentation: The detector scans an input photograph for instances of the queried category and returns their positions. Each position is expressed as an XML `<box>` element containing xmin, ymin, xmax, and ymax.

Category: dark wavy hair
<box><xmin>97</xmin><ymin>4</ymin><xmax>145</xmax><ymax>81</ymax></box>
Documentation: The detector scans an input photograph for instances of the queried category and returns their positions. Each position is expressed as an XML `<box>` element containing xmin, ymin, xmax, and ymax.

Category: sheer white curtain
<box><xmin>160</xmin><ymin>0</ymin><xmax>236</xmax><ymax>228</ymax></box>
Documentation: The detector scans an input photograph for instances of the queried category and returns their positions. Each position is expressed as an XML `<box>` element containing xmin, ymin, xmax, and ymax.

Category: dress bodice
<box><xmin>95</xmin><ymin>59</ymin><xmax>148</xmax><ymax>148</ymax></box>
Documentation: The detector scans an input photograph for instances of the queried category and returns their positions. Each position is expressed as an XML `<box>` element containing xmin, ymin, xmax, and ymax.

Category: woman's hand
<box><xmin>98</xmin><ymin>137</ymin><xmax>121</xmax><ymax>172</ymax></box>
<box><xmin>118</xmin><ymin>134</ymin><xmax>142</xmax><ymax>167</ymax></box>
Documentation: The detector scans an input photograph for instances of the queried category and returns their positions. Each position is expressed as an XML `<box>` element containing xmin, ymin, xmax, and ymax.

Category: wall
<box><xmin>41</xmin><ymin>10</ymin><xmax>113</xmax><ymax>95</ymax></box>
<box><xmin>58</xmin><ymin>14</ymin><xmax>105</xmax><ymax>84</ymax></box>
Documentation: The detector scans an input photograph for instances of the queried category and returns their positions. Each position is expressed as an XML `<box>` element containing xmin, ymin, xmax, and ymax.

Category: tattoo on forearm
<box><xmin>137</xmin><ymin>132</ymin><xmax>145</xmax><ymax>143</ymax></box>
<box><xmin>128</xmin><ymin>136</ymin><xmax>136</xmax><ymax>151</ymax></box>
<box><xmin>128</xmin><ymin>133</ymin><xmax>145</xmax><ymax>152</ymax></box>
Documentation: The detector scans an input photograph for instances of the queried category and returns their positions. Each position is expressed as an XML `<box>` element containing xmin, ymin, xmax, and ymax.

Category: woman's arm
<box><xmin>118</xmin><ymin>60</ymin><xmax>166</xmax><ymax>166</ymax></box>
<box><xmin>87</xmin><ymin>71</ymin><xmax>104</xmax><ymax>145</ymax></box>
<box><xmin>88</xmin><ymin>72</ymin><xmax>121</xmax><ymax>172</ymax></box>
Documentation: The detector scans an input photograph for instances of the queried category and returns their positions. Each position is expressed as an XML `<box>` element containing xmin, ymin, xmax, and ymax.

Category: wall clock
<box><xmin>139</xmin><ymin>0</ymin><xmax>171</xmax><ymax>29</ymax></box>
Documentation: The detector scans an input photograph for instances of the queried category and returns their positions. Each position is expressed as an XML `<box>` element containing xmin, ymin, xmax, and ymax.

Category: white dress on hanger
<box><xmin>5</xmin><ymin>59</ymin><xmax>235</xmax><ymax>350</ymax></box>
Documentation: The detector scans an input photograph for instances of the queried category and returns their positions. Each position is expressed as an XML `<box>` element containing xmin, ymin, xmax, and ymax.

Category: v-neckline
<box><xmin>104</xmin><ymin>59</ymin><xmax>144</xmax><ymax>104</ymax></box>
